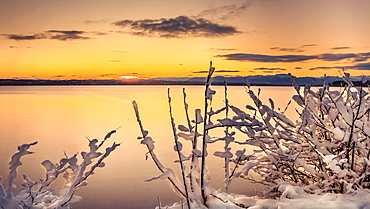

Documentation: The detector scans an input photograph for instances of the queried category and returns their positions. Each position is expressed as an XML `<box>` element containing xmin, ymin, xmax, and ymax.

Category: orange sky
<box><xmin>1</xmin><ymin>0</ymin><xmax>370</xmax><ymax>79</ymax></box>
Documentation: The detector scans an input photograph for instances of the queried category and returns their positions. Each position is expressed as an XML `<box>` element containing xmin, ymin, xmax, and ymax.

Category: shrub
<box><xmin>133</xmin><ymin>63</ymin><xmax>370</xmax><ymax>208</ymax></box>
<box><xmin>0</xmin><ymin>130</ymin><xmax>120</xmax><ymax>209</ymax></box>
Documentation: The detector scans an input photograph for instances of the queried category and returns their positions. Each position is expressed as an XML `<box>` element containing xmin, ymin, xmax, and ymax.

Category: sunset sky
<box><xmin>1</xmin><ymin>0</ymin><xmax>370</xmax><ymax>79</ymax></box>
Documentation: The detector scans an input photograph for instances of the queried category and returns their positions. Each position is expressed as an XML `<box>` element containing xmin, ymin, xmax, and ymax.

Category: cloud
<box><xmin>53</xmin><ymin>75</ymin><xmax>65</xmax><ymax>78</ymax></box>
<box><xmin>90</xmin><ymin>31</ymin><xmax>109</xmax><ymax>36</ymax></box>
<box><xmin>309</xmin><ymin>66</ymin><xmax>343</xmax><ymax>71</ymax></box>
<box><xmin>4</xmin><ymin>33</ymin><xmax>46</xmax><ymax>40</ymax></box>
<box><xmin>216</xmin><ymin>70</ymin><xmax>241</xmax><ymax>73</ymax></box>
<box><xmin>193</xmin><ymin>71</ymin><xmax>209</xmax><ymax>73</ymax></box>
<box><xmin>354</xmin><ymin>52</ymin><xmax>370</xmax><ymax>62</ymax></box>
<box><xmin>217</xmin><ymin>52</ymin><xmax>370</xmax><ymax>63</ymax></box>
<box><xmin>47</xmin><ymin>30</ymin><xmax>90</xmax><ymax>41</ymax></box>
<box><xmin>330</xmin><ymin>46</ymin><xmax>352</xmax><ymax>50</ymax></box>
<box><xmin>193</xmin><ymin>69</ymin><xmax>240</xmax><ymax>73</ymax></box>
<box><xmin>254</xmin><ymin>67</ymin><xmax>286</xmax><ymax>71</ymax></box>
<box><xmin>263</xmin><ymin>71</ymin><xmax>278</xmax><ymax>73</ymax></box>
<box><xmin>270</xmin><ymin>47</ymin><xmax>304</xmax><ymax>53</ymax></box>
<box><xmin>100</xmin><ymin>74</ymin><xmax>117</xmax><ymax>77</ymax></box>
<box><xmin>209</xmin><ymin>48</ymin><xmax>237</xmax><ymax>51</ymax></box>
<box><xmin>270</xmin><ymin>44</ymin><xmax>317</xmax><ymax>53</ymax></box>
<box><xmin>216</xmin><ymin>53</ymin><xmax>317</xmax><ymax>62</ymax></box>
<box><xmin>301</xmin><ymin>44</ymin><xmax>317</xmax><ymax>47</ymax></box>
<box><xmin>310</xmin><ymin>62</ymin><xmax>370</xmax><ymax>71</ymax></box>
<box><xmin>295</xmin><ymin>67</ymin><xmax>302</xmax><ymax>69</ymax></box>
<box><xmin>84</xmin><ymin>19</ymin><xmax>110</xmax><ymax>25</ymax></box>
<box><xmin>3</xmin><ymin>30</ymin><xmax>106</xmax><ymax>41</ymax></box>
<box><xmin>113</xmin><ymin>16</ymin><xmax>240</xmax><ymax>38</ymax></box>
<box><xmin>196</xmin><ymin>1</ymin><xmax>250</xmax><ymax>21</ymax></box>
<box><xmin>318</xmin><ymin>53</ymin><xmax>358</xmax><ymax>61</ymax></box>
<box><xmin>349</xmin><ymin>62</ymin><xmax>370</xmax><ymax>70</ymax></box>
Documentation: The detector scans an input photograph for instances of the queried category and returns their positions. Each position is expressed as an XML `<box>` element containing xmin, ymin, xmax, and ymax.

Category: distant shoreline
<box><xmin>0</xmin><ymin>75</ymin><xmax>365</xmax><ymax>87</ymax></box>
<box><xmin>0</xmin><ymin>79</ymin><xmax>316</xmax><ymax>86</ymax></box>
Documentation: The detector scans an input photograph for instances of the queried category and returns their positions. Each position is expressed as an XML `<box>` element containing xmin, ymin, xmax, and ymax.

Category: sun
<box><xmin>120</xmin><ymin>76</ymin><xmax>139</xmax><ymax>80</ymax></box>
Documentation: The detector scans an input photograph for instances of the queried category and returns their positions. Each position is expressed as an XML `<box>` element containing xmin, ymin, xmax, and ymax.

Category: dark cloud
<box><xmin>216</xmin><ymin>53</ymin><xmax>317</xmax><ymax>62</ymax></box>
<box><xmin>318</xmin><ymin>53</ymin><xmax>358</xmax><ymax>61</ymax></box>
<box><xmin>53</xmin><ymin>75</ymin><xmax>65</xmax><ymax>78</ymax></box>
<box><xmin>254</xmin><ymin>67</ymin><xmax>286</xmax><ymax>71</ymax></box>
<box><xmin>270</xmin><ymin>44</ymin><xmax>317</xmax><ymax>53</ymax></box>
<box><xmin>193</xmin><ymin>71</ymin><xmax>209</xmax><ymax>73</ymax></box>
<box><xmin>354</xmin><ymin>52</ymin><xmax>370</xmax><ymax>62</ymax></box>
<box><xmin>295</xmin><ymin>67</ymin><xmax>302</xmax><ymax>69</ymax></box>
<box><xmin>193</xmin><ymin>69</ymin><xmax>240</xmax><ymax>74</ymax></box>
<box><xmin>90</xmin><ymin>31</ymin><xmax>109</xmax><ymax>36</ymax></box>
<box><xmin>209</xmin><ymin>48</ymin><xmax>237</xmax><ymax>51</ymax></box>
<box><xmin>3</xmin><ymin>30</ymin><xmax>106</xmax><ymax>41</ymax></box>
<box><xmin>349</xmin><ymin>62</ymin><xmax>370</xmax><ymax>70</ymax></box>
<box><xmin>113</xmin><ymin>16</ymin><xmax>240</xmax><ymax>38</ymax></box>
<box><xmin>309</xmin><ymin>66</ymin><xmax>343</xmax><ymax>71</ymax></box>
<box><xmin>270</xmin><ymin>47</ymin><xmax>304</xmax><ymax>53</ymax></box>
<box><xmin>217</xmin><ymin>52</ymin><xmax>370</xmax><ymax>63</ymax></box>
<box><xmin>47</xmin><ymin>30</ymin><xmax>90</xmax><ymax>41</ymax></box>
<box><xmin>330</xmin><ymin>46</ymin><xmax>352</xmax><ymax>50</ymax></box>
<box><xmin>100</xmin><ymin>74</ymin><xmax>117</xmax><ymax>77</ymax></box>
<box><xmin>196</xmin><ymin>1</ymin><xmax>250</xmax><ymax>21</ymax></box>
<box><xmin>301</xmin><ymin>44</ymin><xmax>317</xmax><ymax>47</ymax></box>
<box><xmin>310</xmin><ymin>62</ymin><xmax>370</xmax><ymax>71</ymax></box>
<box><xmin>84</xmin><ymin>19</ymin><xmax>109</xmax><ymax>25</ymax></box>
<box><xmin>4</xmin><ymin>33</ymin><xmax>46</xmax><ymax>40</ymax></box>
<box><xmin>216</xmin><ymin>70</ymin><xmax>241</xmax><ymax>73</ymax></box>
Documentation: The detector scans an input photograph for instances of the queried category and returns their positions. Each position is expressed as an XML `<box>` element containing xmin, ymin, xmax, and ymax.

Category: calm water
<box><xmin>0</xmin><ymin>85</ymin><xmax>297</xmax><ymax>209</ymax></box>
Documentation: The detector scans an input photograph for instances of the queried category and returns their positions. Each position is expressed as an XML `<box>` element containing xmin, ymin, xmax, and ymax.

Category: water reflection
<box><xmin>0</xmin><ymin>86</ymin><xmax>297</xmax><ymax>209</ymax></box>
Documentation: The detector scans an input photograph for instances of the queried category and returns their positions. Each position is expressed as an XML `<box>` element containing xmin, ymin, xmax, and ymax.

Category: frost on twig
<box><xmin>134</xmin><ymin>61</ymin><xmax>370</xmax><ymax>208</ymax></box>
<box><xmin>0</xmin><ymin>130</ymin><xmax>120</xmax><ymax>209</ymax></box>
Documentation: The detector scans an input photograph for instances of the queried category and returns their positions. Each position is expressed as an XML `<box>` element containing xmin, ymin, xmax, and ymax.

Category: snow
<box><xmin>0</xmin><ymin>131</ymin><xmax>120</xmax><ymax>209</ymax></box>
<box><xmin>3</xmin><ymin>72</ymin><xmax>370</xmax><ymax>209</ymax></box>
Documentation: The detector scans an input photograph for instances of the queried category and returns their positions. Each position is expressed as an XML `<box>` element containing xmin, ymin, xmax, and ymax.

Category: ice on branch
<box><xmin>133</xmin><ymin>64</ymin><xmax>370</xmax><ymax>209</ymax></box>
<box><xmin>0</xmin><ymin>130</ymin><xmax>120</xmax><ymax>209</ymax></box>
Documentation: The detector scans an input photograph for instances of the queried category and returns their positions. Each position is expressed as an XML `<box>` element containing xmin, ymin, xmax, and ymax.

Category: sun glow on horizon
<box><xmin>120</xmin><ymin>75</ymin><xmax>140</xmax><ymax>80</ymax></box>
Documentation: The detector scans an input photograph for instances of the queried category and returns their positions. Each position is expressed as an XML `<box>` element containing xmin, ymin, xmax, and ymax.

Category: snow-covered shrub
<box><xmin>133</xmin><ymin>63</ymin><xmax>265</xmax><ymax>208</ymax></box>
<box><xmin>133</xmin><ymin>62</ymin><xmax>370</xmax><ymax>208</ymax></box>
<box><xmin>239</xmin><ymin>73</ymin><xmax>370</xmax><ymax>196</ymax></box>
<box><xmin>0</xmin><ymin>130</ymin><xmax>120</xmax><ymax>209</ymax></box>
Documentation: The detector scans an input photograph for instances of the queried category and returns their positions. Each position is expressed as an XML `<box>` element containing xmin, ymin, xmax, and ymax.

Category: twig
<box><xmin>132</xmin><ymin>101</ymin><xmax>186</xmax><ymax>198</ymax></box>
<box><xmin>200</xmin><ymin>61</ymin><xmax>215</xmax><ymax>203</ymax></box>
<box><xmin>168</xmin><ymin>88</ymin><xmax>191</xmax><ymax>209</ymax></box>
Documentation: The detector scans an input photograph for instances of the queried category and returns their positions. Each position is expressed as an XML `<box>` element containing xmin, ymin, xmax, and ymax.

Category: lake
<box><xmin>0</xmin><ymin>85</ymin><xmax>298</xmax><ymax>209</ymax></box>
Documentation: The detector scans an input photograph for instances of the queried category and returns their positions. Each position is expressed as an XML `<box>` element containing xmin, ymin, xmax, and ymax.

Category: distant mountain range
<box><xmin>0</xmin><ymin>74</ymin><xmax>367</xmax><ymax>86</ymax></box>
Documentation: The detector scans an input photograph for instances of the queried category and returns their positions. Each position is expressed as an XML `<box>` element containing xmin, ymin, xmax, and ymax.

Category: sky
<box><xmin>1</xmin><ymin>0</ymin><xmax>370</xmax><ymax>80</ymax></box>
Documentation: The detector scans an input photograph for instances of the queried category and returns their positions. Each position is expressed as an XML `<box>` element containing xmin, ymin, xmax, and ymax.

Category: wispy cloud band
<box><xmin>311</xmin><ymin>62</ymin><xmax>370</xmax><ymax>71</ymax></box>
<box><xmin>217</xmin><ymin>52</ymin><xmax>370</xmax><ymax>63</ymax></box>
<box><xmin>2</xmin><ymin>30</ymin><xmax>107</xmax><ymax>41</ymax></box>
